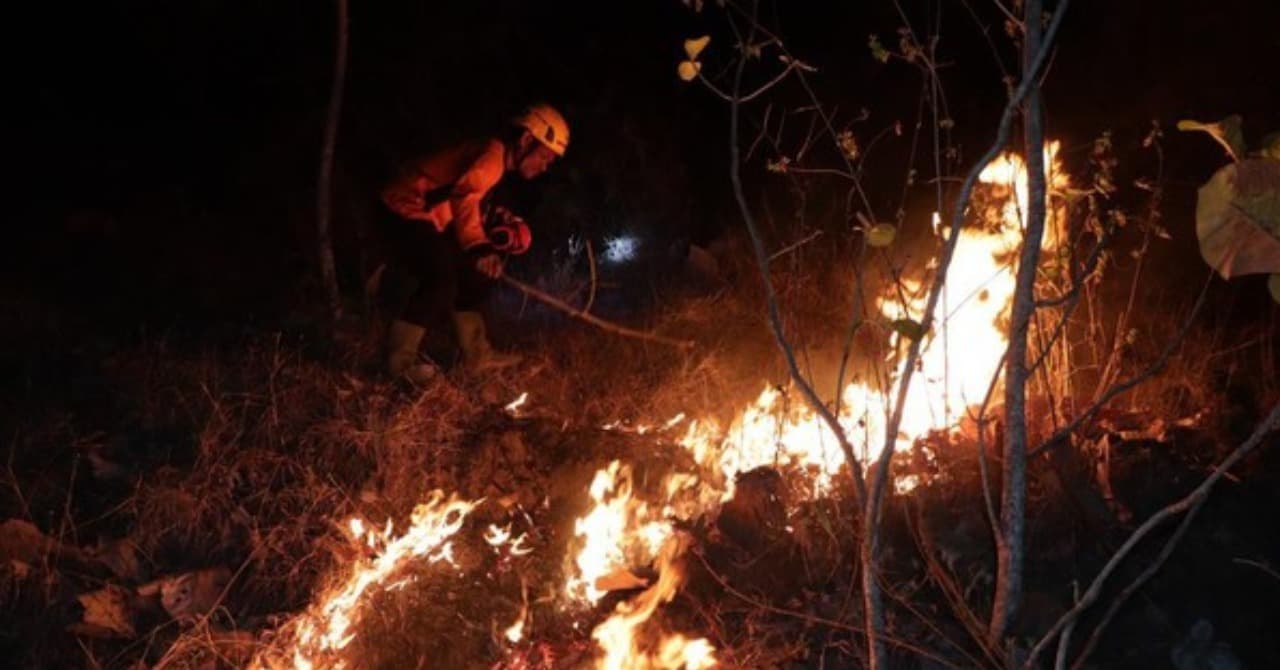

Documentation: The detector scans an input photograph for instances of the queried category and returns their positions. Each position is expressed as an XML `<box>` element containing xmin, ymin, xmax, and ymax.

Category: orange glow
<box><xmin>254</xmin><ymin>491</ymin><xmax>478</xmax><ymax>669</ymax></box>
<box><xmin>260</xmin><ymin>144</ymin><xmax>1068</xmax><ymax>670</ymax></box>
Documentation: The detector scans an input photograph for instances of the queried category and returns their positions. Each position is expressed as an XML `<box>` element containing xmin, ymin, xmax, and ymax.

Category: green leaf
<box><xmin>677</xmin><ymin>60</ymin><xmax>702</xmax><ymax>82</ymax></box>
<box><xmin>867</xmin><ymin>223</ymin><xmax>897</xmax><ymax>248</ymax></box>
<box><xmin>1270</xmin><ymin>274</ymin><xmax>1280</xmax><ymax>303</ymax></box>
<box><xmin>889</xmin><ymin>318</ymin><xmax>926</xmax><ymax>341</ymax></box>
<box><xmin>684</xmin><ymin>35</ymin><xmax>711</xmax><ymax>60</ymax></box>
<box><xmin>1177</xmin><ymin>115</ymin><xmax>1247</xmax><ymax>162</ymax></box>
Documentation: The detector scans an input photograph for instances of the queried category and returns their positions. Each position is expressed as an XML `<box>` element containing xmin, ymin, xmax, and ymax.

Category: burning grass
<box><xmin>1</xmin><ymin>142</ymin><xmax>1278</xmax><ymax>668</ymax></box>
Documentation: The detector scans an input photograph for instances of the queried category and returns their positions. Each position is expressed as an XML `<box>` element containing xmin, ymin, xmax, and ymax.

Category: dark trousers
<box><xmin>376</xmin><ymin>206</ymin><xmax>493</xmax><ymax>328</ymax></box>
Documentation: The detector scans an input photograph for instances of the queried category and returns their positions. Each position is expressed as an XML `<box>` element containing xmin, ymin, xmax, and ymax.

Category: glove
<box><xmin>486</xmin><ymin>206</ymin><xmax>532</xmax><ymax>255</ymax></box>
<box><xmin>474</xmin><ymin>253</ymin><xmax>504</xmax><ymax>279</ymax></box>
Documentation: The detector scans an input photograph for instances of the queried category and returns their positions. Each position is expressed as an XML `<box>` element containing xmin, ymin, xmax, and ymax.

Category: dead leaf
<box><xmin>867</xmin><ymin>223</ymin><xmax>897</xmax><ymax>248</ymax></box>
<box><xmin>1178</xmin><ymin>115</ymin><xmax>1246</xmax><ymax>162</ymax></box>
<box><xmin>146</xmin><ymin>567</ymin><xmax>233</xmax><ymax>621</ymax></box>
<box><xmin>683</xmin><ymin>35</ymin><xmax>710</xmax><ymax>60</ymax></box>
<box><xmin>0</xmin><ymin>518</ymin><xmax>88</xmax><ymax>565</ymax></box>
<box><xmin>1195</xmin><ymin>159</ymin><xmax>1280</xmax><ymax>277</ymax></box>
<box><xmin>594</xmin><ymin>568</ymin><xmax>650</xmax><ymax>593</ymax></box>
<box><xmin>677</xmin><ymin>60</ymin><xmax>702</xmax><ymax>82</ymax></box>
<box><xmin>72</xmin><ymin>584</ymin><xmax>138</xmax><ymax>638</ymax></box>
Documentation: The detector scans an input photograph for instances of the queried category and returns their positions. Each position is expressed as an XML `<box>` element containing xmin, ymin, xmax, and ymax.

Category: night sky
<box><xmin>9</xmin><ymin>0</ymin><xmax>1280</xmax><ymax>329</ymax></box>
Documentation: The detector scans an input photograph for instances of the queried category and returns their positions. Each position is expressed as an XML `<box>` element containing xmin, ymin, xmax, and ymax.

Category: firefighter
<box><xmin>376</xmin><ymin>103</ymin><xmax>568</xmax><ymax>383</ymax></box>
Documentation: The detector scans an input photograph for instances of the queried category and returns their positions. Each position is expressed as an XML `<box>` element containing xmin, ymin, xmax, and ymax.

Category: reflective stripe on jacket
<box><xmin>380</xmin><ymin>138</ymin><xmax>506</xmax><ymax>251</ymax></box>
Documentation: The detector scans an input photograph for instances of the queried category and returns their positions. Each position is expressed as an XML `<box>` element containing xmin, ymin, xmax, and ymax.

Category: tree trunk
<box><xmin>316</xmin><ymin>0</ymin><xmax>348</xmax><ymax>321</ymax></box>
<box><xmin>990</xmin><ymin>0</ymin><xmax>1046</xmax><ymax>647</ymax></box>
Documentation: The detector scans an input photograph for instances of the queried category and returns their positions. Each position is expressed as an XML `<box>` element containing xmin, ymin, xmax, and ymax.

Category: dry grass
<box><xmin>1</xmin><ymin>225</ymin><xmax>1275</xmax><ymax>669</ymax></box>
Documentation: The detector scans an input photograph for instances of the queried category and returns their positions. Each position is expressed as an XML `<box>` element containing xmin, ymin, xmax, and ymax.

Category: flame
<box><xmin>487</xmin><ymin>523</ymin><xmax>533</xmax><ymax>557</ymax></box>
<box><xmin>565</xmin><ymin>142</ymin><xmax>1066</xmax><ymax>670</ymax></box>
<box><xmin>656</xmin><ymin>635</ymin><xmax>717</xmax><ymax>670</ymax></box>
<box><xmin>262</xmin><ymin>143</ymin><xmax>1070</xmax><ymax>670</ymax></box>
<box><xmin>506</xmin><ymin>392</ymin><xmax>530</xmax><ymax>415</ymax></box>
<box><xmin>567</xmin><ymin>461</ymin><xmax>673</xmax><ymax>605</ymax></box>
<box><xmin>886</xmin><ymin>140</ymin><xmax>1069</xmax><ymax>439</ymax></box>
<box><xmin>256</xmin><ymin>491</ymin><xmax>479</xmax><ymax>669</ymax></box>
<box><xmin>670</xmin><ymin>142</ymin><xmax>1069</xmax><ymax>497</ymax></box>
<box><xmin>486</xmin><ymin>523</ymin><xmax>514</xmax><ymax>545</ymax></box>
<box><xmin>505</xmin><ymin>604</ymin><xmax>527</xmax><ymax>643</ymax></box>
<box><xmin>590</xmin><ymin>533</ymin><xmax>716</xmax><ymax>670</ymax></box>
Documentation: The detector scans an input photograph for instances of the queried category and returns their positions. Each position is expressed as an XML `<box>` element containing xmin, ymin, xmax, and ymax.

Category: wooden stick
<box><xmin>500</xmin><ymin>275</ymin><xmax>694</xmax><ymax>349</ymax></box>
<box><xmin>584</xmin><ymin>239</ymin><xmax>599</xmax><ymax>314</ymax></box>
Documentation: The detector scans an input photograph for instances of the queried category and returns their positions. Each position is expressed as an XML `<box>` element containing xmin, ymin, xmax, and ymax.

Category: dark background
<box><xmin>7</xmin><ymin>0</ymin><xmax>1279</xmax><ymax>333</ymax></box>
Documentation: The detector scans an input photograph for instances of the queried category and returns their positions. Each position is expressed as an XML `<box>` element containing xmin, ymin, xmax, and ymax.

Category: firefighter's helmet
<box><xmin>512</xmin><ymin>103</ymin><xmax>569</xmax><ymax>156</ymax></box>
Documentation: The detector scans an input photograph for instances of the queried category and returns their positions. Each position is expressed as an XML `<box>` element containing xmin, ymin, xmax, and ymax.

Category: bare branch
<box><xmin>690</xmin><ymin>549</ymin><xmax>964</xmax><ymax>670</ymax></box>
<box><xmin>316</xmin><ymin>0</ymin><xmax>349</xmax><ymax>320</ymax></box>
<box><xmin>969</xmin><ymin>350</ymin><xmax>1008</xmax><ymax>539</ymax></box>
<box><xmin>1055</xmin><ymin>583</ymin><xmax>1080</xmax><ymax>670</ymax></box>
<box><xmin>907</xmin><ymin>500</ymin><xmax>1005</xmax><ymax>669</ymax></box>
<box><xmin>1067</xmin><ymin>501</ymin><xmax>1201</xmax><ymax>669</ymax></box>
<box><xmin>724</xmin><ymin>1</ymin><xmax>868</xmax><ymax>507</ymax></box>
<box><xmin>697</xmin><ymin>62</ymin><xmax>798</xmax><ymax>104</ymax></box>
<box><xmin>722</xmin><ymin>0</ymin><xmax>877</xmax><ymax>217</ymax></box>
<box><xmin>767</xmin><ymin>229</ymin><xmax>824</xmax><ymax>261</ymax></box>
<box><xmin>990</xmin><ymin>0</ymin><xmax>1048</xmax><ymax>640</ymax></box>
<box><xmin>1033</xmin><ymin>216</ymin><xmax>1115</xmax><ymax>310</ymax></box>
<box><xmin>990</xmin><ymin>0</ymin><xmax>1024</xmax><ymax>30</ymax></box>
<box><xmin>783</xmin><ymin>166</ymin><xmax>857</xmax><ymax>180</ymax></box>
<box><xmin>1024</xmin><ymin>404</ymin><xmax>1280</xmax><ymax>669</ymax></box>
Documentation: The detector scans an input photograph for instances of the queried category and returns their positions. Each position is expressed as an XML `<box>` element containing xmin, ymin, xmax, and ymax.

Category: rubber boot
<box><xmin>386</xmin><ymin>319</ymin><xmax>437</xmax><ymax>384</ymax></box>
<box><xmin>452</xmin><ymin>311</ymin><xmax>521</xmax><ymax>372</ymax></box>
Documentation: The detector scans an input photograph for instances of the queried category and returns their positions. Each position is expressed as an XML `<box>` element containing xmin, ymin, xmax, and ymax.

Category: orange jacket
<box><xmin>380</xmin><ymin>138</ymin><xmax>507</xmax><ymax>251</ymax></box>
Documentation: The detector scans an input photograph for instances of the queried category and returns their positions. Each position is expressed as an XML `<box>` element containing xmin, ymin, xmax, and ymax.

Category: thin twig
<box><xmin>957</xmin><ymin>0</ymin><xmax>1013</xmax><ymax>79</ymax></box>
<box><xmin>1028</xmin><ymin>270</ymin><xmax>1211</xmax><ymax>459</ymax></box>
<box><xmin>767</xmin><ymin>229</ymin><xmax>824</xmax><ymax>261</ymax></box>
<box><xmin>1027</xmin><ymin>218</ymin><xmax>1117</xmax><ymax>376</ymax></box>
<box><xmin>1024</xmin><ymin>404</ymin><xmax>1280</xmax><ymax>669</ymax></box>
<box><xmin>990</xmin><ymin>0</ymin><xmax>1024</xmax><ymax>29</ymax></box>
<box><xmin>500</xmin><ymin>275</ymin><xmax>693</xmax><ymax>349</ymax></box>
<box><xmin>879</xmin><ymin>568</ymin><xmax>993</xmax><ymax>670</ymax></box>
<box><xmin>723</xmin><ymin>2</ymin><xmax>867</xmax><ymax>506</ymax></box>
<box><xmin>1055</xmin><ymin>582</ymin><xmax>1080</xmax><ymax>670</ymax></box>
<box><xmin>691</xmin><ymin>549</ymin><xmax>963</xmax><ymax>670</ymax></box>
<box><xmin>697</xmin><ymin>62</ymin><xmax>799</xmax><ymax>104</ymax></box>
<box><xmin>906</xmin><ymin>499</ymin><xmax>1004</xmax><ymax>669</ymax></box>
<box><xmin>969</xmin><ymin>349</ymin><xmax>1008</xmax><ymax>540</ymax></box>
<box><xmin>721</xmin><ymin>0</ymin><xmax>877</xmax><ymax>216</ymax></box>
<box><xmin>1232</xmin><ymin>557</ymin><xmax>1280</xmax><ymax>583</ymax></box>
<box><xmin>782</xmin><ymin>166</ymin><xmax>856</xmax><ymax>179</ymax></box>
<box><xmin>1067</xmin><ymin>501</ymin><xmax>1203</xmax><ymax>669</ymax></box>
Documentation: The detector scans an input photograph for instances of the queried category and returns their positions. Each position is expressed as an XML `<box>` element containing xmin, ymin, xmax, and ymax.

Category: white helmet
<box><xmin>512</xmin><ymin>103</ymin><xmax>569</xmax><ymax>156</ymax></box>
